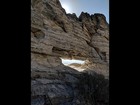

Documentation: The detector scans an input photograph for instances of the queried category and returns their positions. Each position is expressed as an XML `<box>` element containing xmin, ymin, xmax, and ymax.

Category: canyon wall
<box><xmin>31</xmin><ymin>0</ymin><xmax>109</xmax><ymax>105</ymax></box>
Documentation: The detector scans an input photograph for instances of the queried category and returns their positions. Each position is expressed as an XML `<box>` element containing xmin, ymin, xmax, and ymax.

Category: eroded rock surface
<box><xmin>31</xmin><ymin>0</ymin><xmax>109</xmax><ymax>105</ymax></box>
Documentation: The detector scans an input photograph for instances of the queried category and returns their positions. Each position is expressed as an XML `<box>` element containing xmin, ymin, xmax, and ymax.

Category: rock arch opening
<box><xmin>61</xmin><ymin>58</ymin><xmax>86</xmax><ymax>71</ymax></box>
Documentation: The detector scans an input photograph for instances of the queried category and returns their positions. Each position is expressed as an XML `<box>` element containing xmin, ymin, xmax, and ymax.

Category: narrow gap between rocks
<box><xmin>60</xmin><ymin>58</ymin><xmax>86</xmax><ymax>71</ymax></box>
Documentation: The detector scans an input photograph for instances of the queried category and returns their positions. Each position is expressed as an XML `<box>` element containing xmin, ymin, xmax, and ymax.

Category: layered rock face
<box><xmin>31</xmin><ymin>0</ymin><xmax>109</xmax><ymax>105</ymax></box>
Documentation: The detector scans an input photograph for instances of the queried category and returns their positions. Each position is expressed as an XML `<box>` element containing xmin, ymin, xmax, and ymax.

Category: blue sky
<box><xmin>60</xmin><ymin>0</ymin><xmax>109</xmax><ymax>23</ymax></box>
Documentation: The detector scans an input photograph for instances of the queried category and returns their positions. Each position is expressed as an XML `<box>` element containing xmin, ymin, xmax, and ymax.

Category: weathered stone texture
<box><xmin>31</xmin><ymin>0</ymin><xmax>109</xmax><ymax>105</ymax></box>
